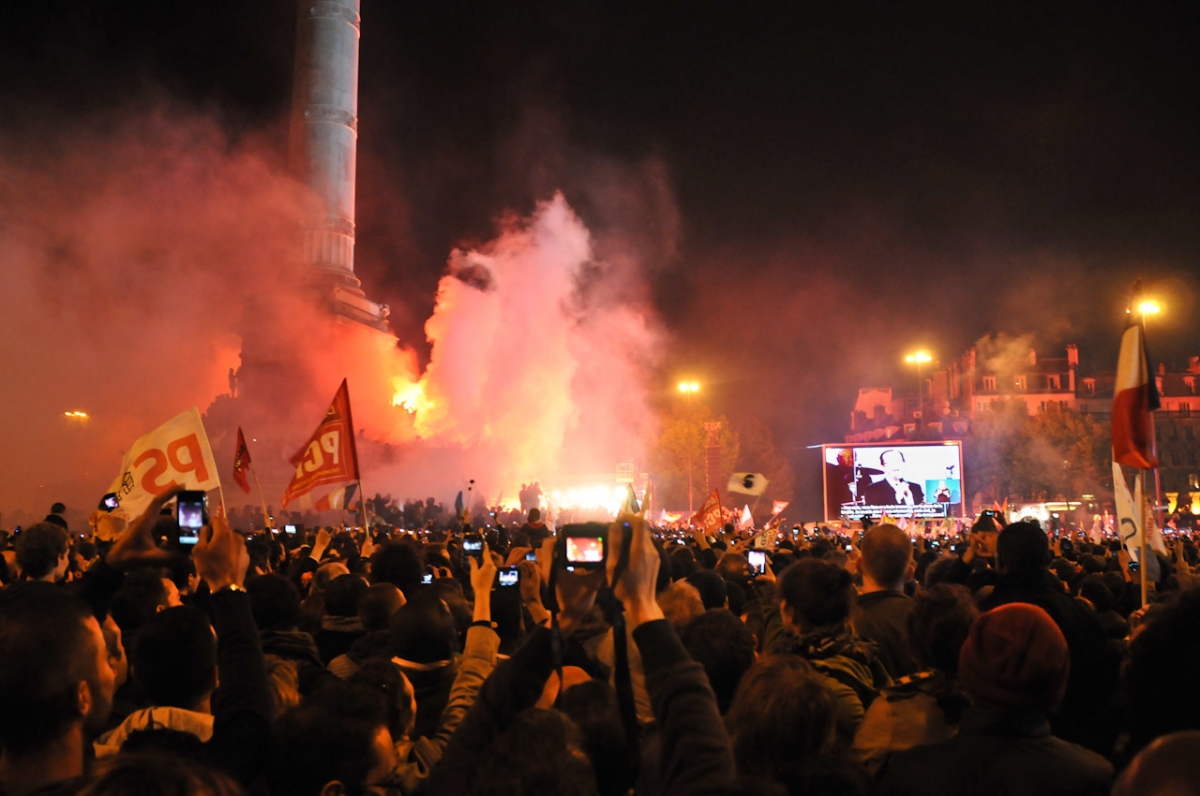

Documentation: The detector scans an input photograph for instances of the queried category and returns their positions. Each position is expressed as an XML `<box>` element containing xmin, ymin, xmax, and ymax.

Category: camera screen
<box><xmin>747</xmin><ymin>551</ymin><xmax>766</xmax><ymax>573</ymax></box>
<box><xmin>498</xmin><ymin>568</ymin><xmax>519</xmax><ymax>587</ymax></box>
<box><xmin>102</xmin><ymin>493</ymin><xmax>120</xmax><ymax>510</ymax></box>
<box><xmin>463</xmin><ymin>539</ymin><xmax>483</xmax><ymax>552</ymax></box>
<box><xmin>178</xmin><ymin>501</ymin><xmax>205</xmax><ymax>531</ymax></box>
<box><xmin>285</xmin><ymin>524</ymin><xmax>297</xmax><ymax>535</ymax></box>
<box><xmin>566</xmin><ymin>536</ymin><xmax>604</xmax><ymax>563</ymax></box>
<box><xmin>422</xmin><ymin>572</ymin><xmax>434</xmax><ymax>584</ymax></box>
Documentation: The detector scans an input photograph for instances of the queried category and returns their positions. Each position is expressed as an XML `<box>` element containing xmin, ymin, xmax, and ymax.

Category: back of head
<box><xmin>0</xmin><ymin>590</ymin><xmax>99</xmax><ymax>754</ymax></box>
<box><xmin>685</xmin><ymin>570</ymin><xmax>728</xmax><ymax>610</ymax></box>
<box><xmin>110</xmin><ymin>569</ymin><xmax>170</xmax><ymax>640</ymax></box>
<box><xmin>388</xmin><ymin>592</ymin><xmax>458</xmax><ymax>663</ymax></box>
<box><xmin>860</xmin><ymin>523</ymin><xmax>912</xmax><ymax>590</ymax></box>
<box><xmin>777</xmin><ymin>558</ymin><xmax>855</xmax><ymax>628</ymax></box>
<box><xmin>358</xmin><ymin>584</ymin><xmax>404</xmax><ymax>634</ymax></box>
<box><xmin>727</xmin><ymin>655</ymin><xmax>836</xmax><ymax>780</ymax></box>
<box><xmin>1114</xmin><ymin>730</ymin><xmax>1200</xmax><ymax>796</ymax></box>
<box><xmin>716</xmin><ymin>552</ymin><xmax>749</xmax><ymax>583</ymax></box>
<box><xmin>527</xmin><ymin>508</ymin><xmax>541</xmax><ymax>524</ymax></box>
<box><xmin>312</xmin><ymin>562</ymin><xmax>349</xmax><ymax>592</ymax></box>
<box><xmin>133</xmin><ymin>606</ymin><xmax>216</xmax><ymax>710</ymax></box>
<box><xmin>657</xmin><ymin>581</ymin><xmax>705</xmax><ymax>630</ymax></box>
<box><xmin>246</xmin><ymin>574</ymin><xmax>302</xmax><ymax>632</ymax></box>
<box><xmin>324</xmin><ymin>574</ymin><xmax>368</xmax><ymax>618</ymax></box>
<box><xmin>958</xmin><ymin>602</ymin><xmax>1068</xmax><ymax>713</ymax></box>
<box><xmin>907</xmin><ymin>584</ymin><xmax>978</xmax><ymax>676</ymax></box>
<box><xmin>15</xmin><ymin>522</ymin><xmax>69</xmax><ymax>579</ymax></box>
<box><xmin>473</xmin><ymin>708</ymin><xmax>599</xmax><ymax>796</ymax></box>
<box><xmin>370</xmin><ymin>542</ymin><xmax>423</xmax><ymax>595</ymax></box>
<box><xmin>268</xmin><ymin>684</ymin><xmax>389</xmax><ymax>796</ymax></box>
<box><xmin>557</xmin><ymin>680</ymin><xmax>633</xmax><ymax>796</ymax></box>
<box><xmin>1126</xmin><ymin>588</ymin><xmax>1200</xmax><ymax>749</ymax></box>
<box><xmin>347</xmin><ymin>657</ymin><xmax>416</xmax><ymax>740</ymax></box>
<box><xmin>680</xmin><ymin>609</ymin><xmax>757</xmax><ymax>714</ymax></box>
<box><xmin>78</xmin><ymin>751</ymin><xmax>243</xmax><ymax>796</ymax></box>
<box><xmin>995</xmin><ymin>521</ymin><xmax>1050</xmax><ymax>574</ymax></box>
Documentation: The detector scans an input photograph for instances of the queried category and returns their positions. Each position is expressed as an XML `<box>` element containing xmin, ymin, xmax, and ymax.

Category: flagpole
<box><xmin>1139</xmin><ymin>469</ymin><xmax>1149</xmax><ymax>608</ymax></box>
<box><xmin>249</xmin><ymin>465</ymin><xmax>271</xmax><ymax>529</ymax></box>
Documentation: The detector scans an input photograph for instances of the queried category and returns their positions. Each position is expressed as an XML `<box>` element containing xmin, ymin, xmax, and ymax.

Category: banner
<box><xmin>109</xmin><ymin>407</ymin><xmax>220</xmax><ymax>520</ymax></box>
<box><xmin>281</xmin><ymin>380</ymin><xmax>361</xmax><ymax>508</ymax></box>
<box><xmin>771</xmin><ymin>500</ymin><xmax>789</xmax><ymax>516</ymax></box>
<box><xmin>695</xmin><ymin>489</ymin><xmax>723</xmax><ymax>536</ymax></box>
<box><xmin>1113</xmin><ymin>461</ymin><xmax>1160</xmax><ymax>582</ymax></box>
<box><xmin>232</xmin><ymin>427</ymin><xmax>252</xmax><ymax>494</ymax></box>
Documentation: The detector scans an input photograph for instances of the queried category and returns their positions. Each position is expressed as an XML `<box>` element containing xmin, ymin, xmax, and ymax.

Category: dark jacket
<box><xmin>394</xmin><ymin>657</ymin><xmax>459</xmax><ymax>740</ymax></box>
<box><xmin>979</xmin><ymin>568</ymin><xmax>1121</xmax><ymax>753</ymax></box>
<box><xmin>879</xmin><ymin>705</ymin><xmax>1112</xmax><ymax>796</ymax></box>
<box><xmin>313</xmin><ymin>615</ymin><xmax>364</xmax><ymax>665</ymax></box>
<box><xmin>854</xmin><ymin>590</ymin><xmax>918</xmax><ymax>678</ymax></box>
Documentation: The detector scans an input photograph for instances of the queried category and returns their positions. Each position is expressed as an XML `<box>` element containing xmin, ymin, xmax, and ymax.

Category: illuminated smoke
<box><xmin>385</xmin><ymin>192</ymin><xmax>662</xmax><ymax>505</ymax></box>
<box><xmin>0</xmin><ymin>112</ymin><xmax>662</xmax><ymax>520</ymax></box>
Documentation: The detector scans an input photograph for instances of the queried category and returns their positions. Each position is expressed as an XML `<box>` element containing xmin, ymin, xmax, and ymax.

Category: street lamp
<box><xmin>677</xmin><ymin>381</ymin><xmax>701</xmax><ymax>513</ymax></box>
<box><xmin>904</xmin><ymin>351</ymin><xmax>933</xmax><ymax>423</ymax></box>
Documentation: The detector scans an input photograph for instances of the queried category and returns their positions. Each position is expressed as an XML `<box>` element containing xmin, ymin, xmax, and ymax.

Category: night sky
<box><xmin>3</xmin><ymin>1</ymin><xmax>1197</xmax><ymax>507</ymax></box>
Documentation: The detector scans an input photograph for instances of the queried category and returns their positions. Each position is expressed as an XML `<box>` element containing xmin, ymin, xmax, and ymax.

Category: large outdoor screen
<box><xmin>822</xmin><ymin>441</ymin><xmax>965</xmax><ymax>521</ymax></box>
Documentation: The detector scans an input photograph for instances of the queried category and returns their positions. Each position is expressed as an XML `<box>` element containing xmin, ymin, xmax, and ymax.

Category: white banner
<box><xmin>109</xmin><ymin>408</ymin><xmax>220</xmax><ymax>520</ymax></box>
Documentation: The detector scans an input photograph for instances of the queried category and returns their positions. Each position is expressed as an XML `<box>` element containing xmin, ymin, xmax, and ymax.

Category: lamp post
<box><xmin>904</xmin><ymin>351</ymin><xmax>932</xmax><ymax>425</ymax></box>
<box><xmin>1138</xmin><ymin>300</ymin><xmax>1165</xmax><ymax>524</ymax></box>
<box><xmin>678</xmin><ymin>381</ymin><xmax>700</xmax><ymax>514</ymax></box>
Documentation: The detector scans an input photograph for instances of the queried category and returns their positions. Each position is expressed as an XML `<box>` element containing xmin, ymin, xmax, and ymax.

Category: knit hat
<box><xmin>958</xmin><ymin>603</ymin><xmax>1069</xmax><ymax>712</ymax></box>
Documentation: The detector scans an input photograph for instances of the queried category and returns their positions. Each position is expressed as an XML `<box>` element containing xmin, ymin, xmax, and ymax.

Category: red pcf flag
<box><xmin>281</xmin><ymin>380</ymin><xmax>361</xmax><ymax>508</ymax></box>
<box><xmin>1112</xmin><ymin>319</ymin><xmax>1161</xmax><ymax>469</ymax></box>
<box><xmin>232</xmin><ymin>427</ymin><xmax>252</xmax><ymax>494</ymax></box>
<box><xmin>695</xmin><ymin>489</ymin><xmax>723</xmax><ymax>536</ymax></box>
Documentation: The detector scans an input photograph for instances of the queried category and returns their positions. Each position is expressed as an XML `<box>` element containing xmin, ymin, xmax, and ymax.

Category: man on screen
<box><xmin>863</xmin><ymin>449</ymin><xmax>925</xmax><ymax>506</ymax></box>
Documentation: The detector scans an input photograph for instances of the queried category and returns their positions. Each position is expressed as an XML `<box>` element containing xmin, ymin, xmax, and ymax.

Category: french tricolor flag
<box><xmin>1112</xmin><ymin>318</ymin><xmax>1160</xmax><ymax>470</ymax></box>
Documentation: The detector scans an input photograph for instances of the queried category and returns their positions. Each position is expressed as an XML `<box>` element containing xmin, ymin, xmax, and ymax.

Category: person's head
<box><xmin>656</xmin><ymin>580</ymin><xmax>705</xmax><ymax>630</ymax></box>
<box><xmin>859</xmin><ymin>523</ymin><xmax>912</xmax><ymax>591</ymax></box>
<box><xmin>263</xmin><ymin>655</ymin><xmax>301</xmax><ymax>718</ymax></box>
<box><xmin>370</xmin><ymin>542</ymin><xmax>423</xmax><ymax>596</ymax></box>
<box><xmin>777</xmin><ymin>558</ymin><xmax>855</xmax><ymax>633</ymax></box>
<box><xmin>473</xmin><ymin>708</ymin><xmax>599</xmax><ymax>796</ymax></box>
<box><xmin>1114</xmin><ymin>730</ymin><xmax>1200</xmax><ymax>796</ymax></box>
<box><xmin>15</xmin><ymin>522</ymin><xmax>71</xmax><ymax>581</ymax></box>
<box><xmin>681</xmin><ymin>609</ymin><xmax>757</xmax><ymax>714</ymax></box>
<box><xmin>880</xmin><ymin>449</ymin><xmax>905</xmax><ymax>481</ymax></box>
<box><xmin>347</xmin><ymin>658</ymin><xmax>417</xmax><ymax>741</ymax></box>
<box><xmin>726</xmin><ymin>655</ymin><xmax>836</xmax><ymax>780</ymax></box>
<box><xmin>907</xmin><ymin>584</ymin><xmax>978</xmax><ymax>676</ymax></box>
<box><xmin>995</xmin><ymin>521</ymin><xmax>1050</xmax><ymax>575</ymax></box>
<box><xmin>685</xmin><ymin>570</ymin><xmax>728</xmax><ymax>610</ymax></box>
<box><xmin>75</xmin><ymin>751</ymin><xmax>243</xmax><ymax>796</ymax></box>
<box><xmin>528</xmin><ymin>508</ymin><xmax>541</xmax><ymax>524</ymax></box>
<box><xmin>669</xmin><ymin>547</ymin><xmax>698</xmax><ymax>580</ymax></box>
<box><xmin>324</xmin><ymin>575</ymin><xmax>369</xmax><ymax>618</ymax></box>
<box><xmin>716</xmin><ymin>552</ymin><xmax>749</xmax><ymax>584</ymax></box>
<box><xmin>1076</xmin><ymin>574</ymin><xmax>1113</xmax><ymax>614</ymax></box>
<box><xmin>246</xmin><ymin>574</ymin><xmax>303</xmax><ymax>632</ymax></box>
<box><xmin>958</xmin><ymin>603</ymin><xmax>1068</xmax><ymax>713</ymax></box>
<box><xmin>357</xmin><ymin>583</ymin><xmax>405</xmax><ymax>634</ymax></box>
<box><xmin>313</xmin><ymin>562</ymin><xmax>350</xmax><ymax>593</ymax></box>
<box><xmin>1125</xmin><ymin>588</ymin><xmax>1200</xmax><ymax>751</ymax></box>
<box><xmin>558</xmin><ymin>680</ymin><xmax>634</xmax><ymax>796</ymax></box>
<box><xmin>132</xmin><ymin>606</ymin><xmax>216</xmax><ymax>711</ymax></box>
<box><xmin>0</xmin><ymin>590</ymin><xmax>115</xmax><ymax>756</ymax></box>
<box><xmin>110</xmin><ymin>569</ymin><xmax>174</xmax><ymax>641</ymax></box>
<box><xmin>388</xmin><ymin>592</ymin><xmax>458</xmax><ymax>664</ymax></box>
<box><xmin>268</xmin><ymin>684</ymin><xmax>395</xmax><ymax>796</ymax></box>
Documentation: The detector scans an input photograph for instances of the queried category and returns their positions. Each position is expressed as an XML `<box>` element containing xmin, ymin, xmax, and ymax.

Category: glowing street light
<box><xmin>64</xmin><ymin>411</ymin><xmax>89</xmax><ymax>420</ymax></box>
<box><xmin>904</xmin><ymin>351</ymin><xmax>933</xmax><ymax>423</ymax></box>
<box><xmin>677</xmin><ymin>381</ymin><xmax>700</xmax><ymax>394</ymax></box>
<box><xmin>1138</xmin><ymin>299</ymin><xmax>1161</xmax><ymax>317</ymax></box>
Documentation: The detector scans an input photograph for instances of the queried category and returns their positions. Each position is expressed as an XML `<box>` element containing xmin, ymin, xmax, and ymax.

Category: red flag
<box><xmin>695</xmin><ymin>489</ymin><xmax>723</xmax><ymax>536</ymax></box>
<box><xmin>282</xmin><ymin>380</ymin><xmax>361</xmax><ymax>508</ymax></box>
<box><xmin>232</xmin><ymin>427</ymin><xmax>252</xmax><ymax>494</ymax></box>
<box><xmin>1113</xmin><ymin>316</ymin><xmax>1161</xmax><ymax>469</ymax></box>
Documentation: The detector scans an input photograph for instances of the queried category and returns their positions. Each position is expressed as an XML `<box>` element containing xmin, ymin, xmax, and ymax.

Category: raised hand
<box><xmin>106</xmin><ymin>486</ymin><xmax>184</xmax><ymax>571</ymax></box>
<box><xmin>194</xmin><ymin>511</ymin><xmax>250</xmax><ymax>592</ymax></box>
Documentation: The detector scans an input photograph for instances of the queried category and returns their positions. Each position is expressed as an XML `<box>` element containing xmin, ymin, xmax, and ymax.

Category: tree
<box><xmin>651</xmin><ymin>398</ymin><xmax>739</xmax><ymax>511</ymax></box>
<box><xmin>965</xmin><ymin>400</ymin><xmax>1111</xmax><ymax>505</ymax></box>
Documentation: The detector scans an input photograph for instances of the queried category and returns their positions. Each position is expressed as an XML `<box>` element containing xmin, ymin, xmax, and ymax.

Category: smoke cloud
<box><xmin>0</xmin><ymin>109</ymin><xmax>665</xmax><ymax>523</ymax></box>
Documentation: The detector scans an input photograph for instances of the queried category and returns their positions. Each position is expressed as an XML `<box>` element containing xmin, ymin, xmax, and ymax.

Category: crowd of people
<box><xmin>2</xmin><ymin>491</ymin><xmax>1200</xmax><ymax>796</ymax></box>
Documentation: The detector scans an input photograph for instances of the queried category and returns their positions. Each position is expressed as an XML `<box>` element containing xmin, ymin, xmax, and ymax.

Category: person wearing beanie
<box><xmin>978</xmin><ymin>521</ymin><xmax>1121</xmax><ymax>754</ymax></box>
<box><xmin>879</xmin><ymin>603</ymin><xmax>1112</xmax><ymax>796</ymax></box>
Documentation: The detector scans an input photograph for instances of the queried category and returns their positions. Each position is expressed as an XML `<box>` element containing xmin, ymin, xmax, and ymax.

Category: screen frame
<box><xmin>821</xmin><ymin>440</ymin><xmax>966</xmax><ymax>522</ymax></box>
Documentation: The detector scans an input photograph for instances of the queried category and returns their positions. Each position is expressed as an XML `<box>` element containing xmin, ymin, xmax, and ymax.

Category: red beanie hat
<box><xmin>958</xmin><ymin>603</ymin><xmax>1069</xmax><ymax>712</ymax></box>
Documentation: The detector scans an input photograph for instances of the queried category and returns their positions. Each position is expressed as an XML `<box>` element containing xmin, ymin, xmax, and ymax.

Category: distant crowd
<box><xmin>1</xmin><ymin>492</ymin><xmax>1199</xmax><ymax>796</ymax></box>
